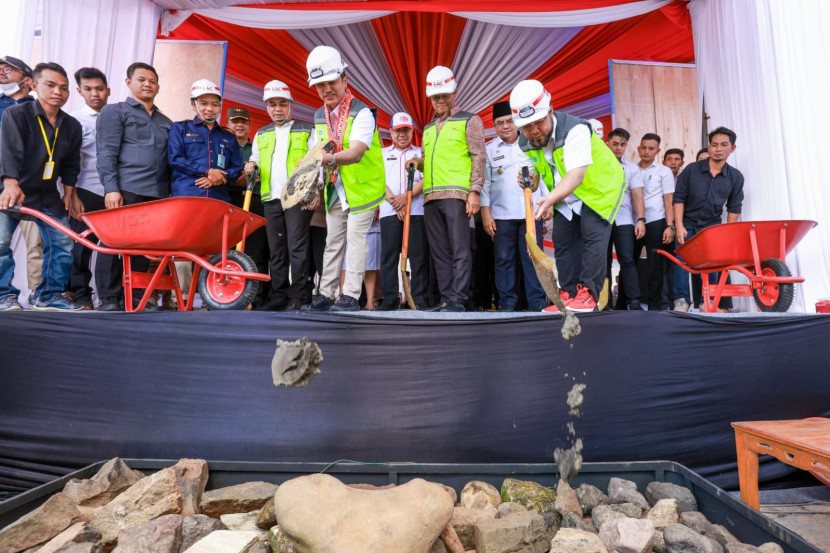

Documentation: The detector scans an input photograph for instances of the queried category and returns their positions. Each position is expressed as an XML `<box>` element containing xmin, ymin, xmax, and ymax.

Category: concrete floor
<box><xmin>763</xmin><ymin>504</ymin><xmax>830</xmax><ymax>552</ymax></box>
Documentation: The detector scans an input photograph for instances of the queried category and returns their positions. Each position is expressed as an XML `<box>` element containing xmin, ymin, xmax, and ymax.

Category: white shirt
<box><xmin>639</xmin><ymin>159</ymin><xmax>675</xmax><ymax>223</ymax></box>
<box><xmin>380</xmin><ymin>144</ymin><xmax>424</xmax><ymax>219</ymax></box>
<box><xmin>70</xmin><ymin>104</ymin><xmax>104</xmax><ymax>196</ymax></box>
<box><xmin>250</xmin><ymin>119</ymin><xmax>318</xmax><ymax>202</ymax></box>
<box><xmin>482</xmin><ymin>137</ymin><xmax>544</xmax><ymax>220</ymax></box>
<box><xmin>326</xmin><ymin>103</ymin><xmax>376</xmax><ymax>210</ymax></box>
<box><xmin>614</xmin><ymin>158</ymin><xmax>644</xmax><ymax>226</ymax></box>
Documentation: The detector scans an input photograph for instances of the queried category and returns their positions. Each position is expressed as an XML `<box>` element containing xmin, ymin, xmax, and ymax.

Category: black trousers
<box><xmin>69</xmin><ymin>188</ymin><xmax>105</xmax><ymax>300</ymax></box>
<box><xmin>379</xmin><ymin>214</ymin><xmax>429</xmax><ymax>308</ymax></box>
<box><xmin>424</xmin><ymin>198</ymin><xmax>472</xmax><ymax>304</ymax></box>
<box><xmin>95</xmin><ymin>190</ymin><xmax>158</xmax><ymax>300</ymax></box>
<box><xmin>608</xmin><ymin>222</ymin><xmax>639</xmax><ymax>307</ymax></box>
<box><xmin>635</xmin><ymin>218</ymin><xmax>668</xmax><ymax>309</ymax></box>
<box><xmin>307</xmin><ymin>226</ymin><xmax>327</xmax><ymax>284</ymax></box>
<box><xmin>471</xmin><ymin>217</ymin><xmax>496</xmax><ymax>310</ymax></box>
<box><xmin>230</xmin><ymin>190</ymin><xmax>269</xmax><ymax>301</ymax></box>
<box><xmin>263</xmin><ymin>199</ymin><xmax>313</xmax><ymax>305</ymax></box>
<box><xmin>552</xmin><ymin>205</ymin><xmax>611</xmax><ymax>301</ymax></box>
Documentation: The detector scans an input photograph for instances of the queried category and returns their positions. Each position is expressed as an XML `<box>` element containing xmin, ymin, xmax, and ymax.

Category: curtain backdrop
<box><xmin>689</xmin><ymin>0</ymin><xmax>830</xmax><ymax>311</ymax></box>
<box><xmin>41</xmin><ymin>0</ymin><xmax>161</xmax><ymax>113</ymax></box>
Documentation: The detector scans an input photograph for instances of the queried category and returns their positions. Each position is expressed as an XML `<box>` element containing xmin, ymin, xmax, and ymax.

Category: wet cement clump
<box><xmin>554</xmin><ymin>438</ymin><xmax>583</xmax><ymax>482</ymax></box>
<box><xmin>566</xmin><ymin>383</ymin><xmax>587</xmax><ymax>417</ymax></box>
<box><xmin>271</xmin><ymin>337</ymin><xmax>323</xmax><ymax>387</ymax></box>
<box><xmin>561</xmin><ymin>310</ymin><xmax>582</xmax><ymax>340</ymax></box>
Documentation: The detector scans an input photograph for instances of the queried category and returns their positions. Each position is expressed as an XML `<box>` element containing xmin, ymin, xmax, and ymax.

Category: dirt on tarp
<box><xmin>271</xmin><ymin>338</ymin><xmax>323</xmax><ymax>388</ymax></box>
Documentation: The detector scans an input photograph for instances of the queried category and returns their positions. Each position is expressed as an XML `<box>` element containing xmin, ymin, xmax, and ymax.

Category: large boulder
<box><xmin>170</xmin><ymin>459</ymin><xmax>209</xmax><ymax>517</ymax></box>
<box><xmin>645</xmin><ymin>482</ymin><xmax>697</xmax><ymax>513</ymax></box>
<box><xmin>449</xmin><ymin>507</ymin><xmax>494</xmax><ymax>550</ymax></box>
<box><xmin>576</xmin><ymin>484</ymin><xmax>608</xmax><ymax>516</ymax></box>
<box><xmin>87</xmin><ymin>465</ymin><xmax>183</xmax><ymax>546</ymax></box>
<box><xmin>460</xmin><ymin>481</ymin><xmax>502</xmax><ymax>511</ymax></box>
<box><xmin>199</xmin><ymin>482</ymin><xmax>278</xmax><ymax>519</ymax></box>
<box><xmin>63</xmin><ymin>459</ymin><xmax>145</xmax><ymax>508</ymax></box>
<box><xmin>500</xmin><ymin>479</ymin><xmax>557</xmax><ymax>513</ymax></box>
<box><xmin>598</xmin><ymin>517</ymin><xmax>654</xmax><ymax>553</ymax></box>
<box><xmin>549</xmin><ymin>528</ymin><xmax>608</xmax><ymax>553</ymax></box>
<box><xmin>607</xmin><ymin>479</ymin><xmax>648</xmax><ymax>511</ymax></box>
<box><xmin>111</xmin><ymin>514</ymin><xmax>182</xmax><ymax>553</ymax></box>
<box><xmin>179</xmin><ymin>515</ymin><xmax>226</xmax><ymax>552</ymax></box>
<box><xmin>473</xmin><ymin>511</ymin><xmax>548</xmax><ymax>553</ymax></box>
<box><xmin>274</xmin><ymin>474</ymin><xmax>453</xmax><ymax>553</ymax></box>
<box><xmin>554</xmin><ymin>479</ymin><xmax>582</xmax><ymax>518</ymax></box>
<box><xmin>0</xmin><ymin>493</ymin><xmax>81</xmax><ymax>553</ymax></box>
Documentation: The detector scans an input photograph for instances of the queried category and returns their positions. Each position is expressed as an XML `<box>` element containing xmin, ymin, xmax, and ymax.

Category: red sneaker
<box><xmin>566</xmin><ymin>285</ymin><xmax>597</xmax><ymax>313</ymax></box>
<box><xmin>542</xmin><ymin>290</ymin><xmax>570</xmax><ymax>313</ymax></box>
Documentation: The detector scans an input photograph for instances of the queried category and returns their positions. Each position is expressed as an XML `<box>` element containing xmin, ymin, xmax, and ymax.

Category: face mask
<box><xmin>0</xmin><ymin>81</ymin><xmax>22</xmax><ymax>96</ymax></box>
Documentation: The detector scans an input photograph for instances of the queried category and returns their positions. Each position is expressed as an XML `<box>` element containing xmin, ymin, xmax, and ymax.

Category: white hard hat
<box><xmin>425</xmin><ymin>66</ymin><xmax>456</xmax><ymax>97</ymax></box>
<box><xmin>509</xmin><ymin>80</ymin><xmax>551</xmax><ymax>128</ymax></box>
<box><xmin>588</xmin><ymin>118</ymin><xmax>604</xmax><ymax>138</ymax></box>
<box><xmin>391</xmin><ymin>112</ymin><xmax>414</xmax><ymax>130</ymax></box>
<box><xmin>306</xmin><ymin>46</ymin><xmax>348</xmax><ymax>86</ymax></box>
<box><xmin>263</xmin><ymin>80</ymin><xmax>292</xmax><ymax>101</ymax></box>
<box><xmin>190</xmin><ymin>79</ymin><xmax>222</xmax><ymax>100</ymax></box>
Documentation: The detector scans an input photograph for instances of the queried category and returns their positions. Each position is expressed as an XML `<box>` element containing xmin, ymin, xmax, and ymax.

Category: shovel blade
<box><xmin>282</xmin><ymin>142</ymin><xmax>324</xmax><ymax>210</ymax></box>
<box><xmin>526</xmin><ymin>232</ymin><xmax>561</xmax><ymax>303</ymax></box>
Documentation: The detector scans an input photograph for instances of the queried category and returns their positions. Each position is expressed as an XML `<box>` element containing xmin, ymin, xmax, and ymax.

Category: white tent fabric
<box><xmin>41</xmin><ymin>0</ymin><xmax>161</xmax><ymax>113</ymax></box>
<box><xmin>160</xmin><ymin>8</ymin><xmax>393</xmax><ymax>35</ymax></box>
<box><xmin>454</xmin><ymin>0</ymin><xmax>674</xmax><ymax>27</ymax></box>
<box><xmin>451</xmin><ymin>22</ymin><xmax>584</xmax><ymax>115</ymax></box>
<box><xmin>690</xmin><ymin>0</ymin><xmax>830</xmax><ymax>311</ymax></box>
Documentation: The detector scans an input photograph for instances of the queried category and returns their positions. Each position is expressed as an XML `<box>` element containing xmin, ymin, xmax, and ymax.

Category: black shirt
<box><xmin>0</xmin><ymin>100</ymin><xmax>82</xmax><ymax>215</ymax></box>
<box><xmin>673</xmin><ymin>158</ymin><xmax>744</xmax><ymax>229</ymax></box>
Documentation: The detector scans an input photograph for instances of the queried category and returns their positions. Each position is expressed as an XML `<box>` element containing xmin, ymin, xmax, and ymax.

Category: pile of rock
<box><xmin>0</xmin><ymin>458</ymin><xmax>787</xmax><ymax>553</ymax></box>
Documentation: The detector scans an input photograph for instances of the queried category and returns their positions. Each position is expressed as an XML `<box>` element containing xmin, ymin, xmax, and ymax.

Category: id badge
<box><xmin>43</xmin><ymin>161</ymin><xmax>55</xmax><ymax>180</ymax></box>
<box><xmin>217</xmin><ymin>153</ymin><xmax>226</xmax><ymax>169</ymax></box>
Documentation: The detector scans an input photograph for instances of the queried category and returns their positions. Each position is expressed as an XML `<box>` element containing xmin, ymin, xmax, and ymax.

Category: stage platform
<box><xmin>1</xmin><ymin>310</ymin><xmax>829</xmax><ymax>498</ymax></box>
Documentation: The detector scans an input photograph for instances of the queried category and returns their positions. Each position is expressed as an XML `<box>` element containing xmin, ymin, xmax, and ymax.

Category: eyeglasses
<box><xmin>0</xmin><ymin>65</ymin><xmax>20</xmax><ymax>74</ymax></box>
<box><xmin>494</xmin><ymin>120</ymin><xmax>515</xmax><ymax>128</ymax></box>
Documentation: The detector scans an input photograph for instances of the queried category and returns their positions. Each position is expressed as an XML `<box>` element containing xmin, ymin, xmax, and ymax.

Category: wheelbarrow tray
<box><xmin>677</xmin><ymin>220</ymin><xmax>817</xmax><ymax>271</ymax></box>
<box><xmin>81</xmin><ymin>197</ymin><xmax>265</xmax><ymax>257</ymax></box>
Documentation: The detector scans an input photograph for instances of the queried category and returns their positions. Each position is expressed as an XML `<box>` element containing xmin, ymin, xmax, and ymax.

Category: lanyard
<box><xmin>323</xmin><ymin>89</ymin><xmax>353</xmax><ymax>184</ymax></box>
<box><xmin>37</xmin><ymin>115</ymin><xmax>59</xmax><ymax>161</ymax></box>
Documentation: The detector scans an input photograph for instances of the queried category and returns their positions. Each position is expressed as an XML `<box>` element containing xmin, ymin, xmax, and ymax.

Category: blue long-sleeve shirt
<box><xmin>168</xmin><ymin>117</ymin><xmax>242</xmax><ymax>202</ymax></box>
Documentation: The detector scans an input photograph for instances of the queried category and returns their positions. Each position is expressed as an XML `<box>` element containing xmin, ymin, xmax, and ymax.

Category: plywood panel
<box><xmin>611</xmin><ymin>63</ymin><xmax>656</xmax><ymax>163</ymax></box>
<box><xmin>652</xmin><ymin>64</ymin><xmax>700</xmax><ymax>166</ymax></box>
<box><xmin>152</xmin><ymin>40</ymin><xmax>226</xmax><ymax>124</ymax></box>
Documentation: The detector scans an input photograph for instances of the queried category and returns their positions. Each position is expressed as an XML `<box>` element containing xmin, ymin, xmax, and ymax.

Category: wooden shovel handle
<box><xmin>522</xmin><ymin>167</ymin><xmax>536</xmax><ymax>240</ymax></box>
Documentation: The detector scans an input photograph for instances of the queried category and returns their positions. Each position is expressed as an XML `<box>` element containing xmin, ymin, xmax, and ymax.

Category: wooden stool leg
<box><xmin>735</xmin><ymin>430</ymin><xmax>760</xmax><ymax>510</ymax></box>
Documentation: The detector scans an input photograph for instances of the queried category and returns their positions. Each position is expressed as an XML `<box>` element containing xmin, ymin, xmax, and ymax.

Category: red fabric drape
<box><xmin>371</xmin><ymin>12</ymin><xmax>468</xmax><ymax>129</ymax></box>
<box><xmin>251</xmin><ymin>0</ymin><xmax>651</xmax><ymax>12</ymax></box>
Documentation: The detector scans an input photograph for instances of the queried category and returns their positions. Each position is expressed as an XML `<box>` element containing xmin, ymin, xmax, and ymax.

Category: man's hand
<box><xmin>206</xmin><ymin>168</ymin><xmax>227</xmax><ymax>187</ymax></box>
<box><xmin>535</xmin><ymin>191</ymin><xmax>556</xmax><ymax>221</ymax></box>
<box><xmin>481</xmin><ymin>209</ymin><xmax>496</xmax><ymax>238</ymax></box>
<box><xmin>405</xmin><ymin>158</ymin><xmax>423</xmax><ymax>173</ymax></box>
<box><xmin>104</xmin><ymin>191</ymin><xmax>123</xmax><ymax>209</ymax></box>
<box><xmin>244</xmin><ymin>161</ymin><xmax>258</xmax><ymax>175</ymax></box>
<box><xmin>388</xmin><ymin>193</ymin><xmax>407</xmax><ymax>211</ymax></box>
<box><xmin>635</xmin><ymin>220</ymin><xmax>646</xmax><ymax>240</ymax></box>
<box><xmin>69</xmin><ymin>192</ymin><xmax>85</xmax><ymax>219</ymax></box>
<box><xmin>63</xmin><ymin>186</ymin><xmax>78</xmax><ymax>217</ymax></box>
<box><xmin>675</xmin><ymin>223</ymin><xmax>687</xmax><ymax>245</ymax></box>
<box><xmin>516</xmin><ymin>170</ymin><xmax>540</xmax><ymax>192</ymax></box>
<box><xmin>0</xmin><ymin>179</ymin><xmax>25</xmax><ymax>210</ymax></box>
<box><xmin>466</xmin><ymin>191</ymin><xmax>480</xmax><ymax>217</ymax></box>
<box><xmin>662</xmin><ymin>225</ymin><xmax>675</xmax><ymax>245</ymax></box>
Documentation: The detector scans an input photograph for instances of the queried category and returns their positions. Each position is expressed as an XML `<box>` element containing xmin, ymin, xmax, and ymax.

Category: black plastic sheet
<box><xmin>1</xmin><ymin>310</ymin><xmax>829</xmax><ymax>497</ymax></box>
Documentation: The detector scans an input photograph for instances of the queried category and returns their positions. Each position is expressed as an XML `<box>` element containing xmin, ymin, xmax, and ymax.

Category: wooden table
<box><xmin>732</xmin><ymin>418</ymin><xmax>830</xmax><ymax>510</ymax></box>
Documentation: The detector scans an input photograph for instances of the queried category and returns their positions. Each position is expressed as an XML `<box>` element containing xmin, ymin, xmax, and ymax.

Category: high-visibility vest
<box><xmin>422</xmin><ymin>111</ymin><xmax>474</xmax><ymax>195</ymax></box>
<box><xmin>519</xmin><ymin>111</ymin><xmax>626</xmax><ymax>222</ymax></box>
<box><xmin>255</xmin><ymin>121</ymin><xmax>314</xmax><ymax>202</ymax></box>
<box><xmin>313</xmin><ymin>99</ymin><xmax>386</xmax><ymax>214</ymax></box>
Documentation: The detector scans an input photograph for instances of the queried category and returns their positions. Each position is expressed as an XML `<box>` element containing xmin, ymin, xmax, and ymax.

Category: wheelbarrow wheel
<box><xmin>198</xmin><ymin>250</ymin><xmax>261</xmax><ymax>310</ymax></box>
<box><xmin>753</xmin><ymin>258</ymin><xmax>794</xmax><ymax>312</ymax></box>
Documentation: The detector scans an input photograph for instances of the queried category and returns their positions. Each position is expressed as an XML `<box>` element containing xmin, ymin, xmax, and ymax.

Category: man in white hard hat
<box><xmin>377</xmin><ymin>112</ymin><xmax>432</xmax><ymax>310</ymax></box>
<box><xmin>510</xmin><ymin>79</ymin><xmax>625</xmax><ymax>313</ymax></box>
<box><xmin>588</xmin><ymin>118</ymin><xmax>604</xmax><ymax>140</ymax></box>
<box><xmin>302</xmin><ymin>46</ymin><xmax>387</xmax><ymax>312</ymax></box>
<box><xmin>244</xmin><ymin>80</ymin><xmax>317</xmax><ymax>311</ymax></box>
<box><xmin>168</xmin><ymin>79</ymin><xmax>243</xmax><ymax>202</ymax></box>
<box><xmin>405</xmin><ymin>66</ymin><xmax>486</xmax><ymax>312</ymax></box>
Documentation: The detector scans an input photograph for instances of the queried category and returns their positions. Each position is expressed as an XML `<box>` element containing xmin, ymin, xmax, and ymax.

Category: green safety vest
<box><xmin>422</xmin><ymin>111</ymin><xmax>474</xmax><ymax>195</ymax></box>
<box><xmin>254</xmin><ymin>121</ymin><xmax>314</xmax><ymax>202</ymax></box>
<box><xmin>519</xmin><ymin>111</ymin><xmax>626</xmax><ymax>223</ymax></box>
<box><xmin>313</xmin><ymin>99</ymin><xmax>386</xmax><ymax>214</ymax></box>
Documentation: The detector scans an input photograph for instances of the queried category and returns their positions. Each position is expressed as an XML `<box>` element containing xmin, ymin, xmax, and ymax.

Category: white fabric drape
<box><xmin>452</xmin><ymin>21</ymin><xmax>583</xmax><ymax>115</ymax></box>
<box><xmin>223</xmin><ymin>74</ymin><xmax>317</xmax><ymax>124</ymax></box>
<box><xmin>452</xmin><ymin>0</ymin><xmax>673</xmax><ymax>27</ymax></box>
<box><xmin>42</xmin><ymin>0</ymin><xmax>161</xmax><ymax>113</ymax></box>
<box><xmin>289</xmin><ymin>21</ymin><xmax>408</xmax><ymax>118</ymax></box>
<box><xmin>160</xmin><ymin>7</ymin><xmax>392</xmax><ymax>35</ymax></box>
<box><xmin>690</xmin><ymin>0</ymin><xmax>830</xmax><ymax>312</ymax></box>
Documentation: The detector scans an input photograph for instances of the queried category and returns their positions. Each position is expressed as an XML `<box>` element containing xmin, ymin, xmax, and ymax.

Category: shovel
<box><xmin>400</xmin><ymin>165</ymin><xmax>417</xmax><ymax>310</ymax></box>
<box><xmin>522</xmin><ymin>166</ymin><xmax>567</xmax><ymax>313</ymax></box>
<box><xmin>236</xmin><ymin>167</ymin><xmax>259</xmax><ymax>251</ymax></box>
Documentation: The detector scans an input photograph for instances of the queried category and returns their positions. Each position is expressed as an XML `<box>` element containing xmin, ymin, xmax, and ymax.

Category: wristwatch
<box><xmin>471</xmin><ymin>190</ymin><xmax>481</xmax><ymax>196</ymax></box>
<box><xmin>637</xmin><ymin>217</ymin><xmax>646</xmax><ymax>223</ymax></box>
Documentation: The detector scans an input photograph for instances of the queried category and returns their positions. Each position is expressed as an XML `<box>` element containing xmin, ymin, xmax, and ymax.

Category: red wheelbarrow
<box><xmin>658</xmin><ymin>220</ymin><xmax>817</xmax><ymax>313</ymax></box>
<box><xmin>5</xmin><ymin>197</ymin><xmax>270</xmax><ymax>312</ymax></box>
